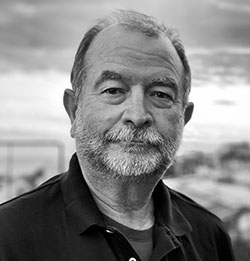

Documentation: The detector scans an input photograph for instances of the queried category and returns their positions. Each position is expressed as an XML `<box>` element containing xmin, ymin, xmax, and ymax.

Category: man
<box><xmin>0</xmin><ymin>10</ymin><xmax>234</xmax><ymax>261</ymax></box>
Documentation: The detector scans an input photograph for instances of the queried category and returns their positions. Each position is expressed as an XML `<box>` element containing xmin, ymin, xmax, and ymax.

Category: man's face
<box><xmin>73</xmin><ymin>25</ymin><xmax>188</xmax><ymax>182</ymax></box>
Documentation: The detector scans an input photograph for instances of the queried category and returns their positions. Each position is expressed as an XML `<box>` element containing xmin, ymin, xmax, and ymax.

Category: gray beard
<box><xmin>74</xmin><ymin>117</ymin><xmax>183</xmax><ymax>183</ymax></box>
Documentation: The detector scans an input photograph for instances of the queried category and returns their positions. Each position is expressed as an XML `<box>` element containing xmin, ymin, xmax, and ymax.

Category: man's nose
<box><xmin>121</xmin><ymin>88</ymin><xmax>153</xmax><ymax>128</ymax></box>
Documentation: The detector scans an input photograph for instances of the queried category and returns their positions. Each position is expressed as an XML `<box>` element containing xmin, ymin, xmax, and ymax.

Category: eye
<box><xmin>150</xmin><ymin>91</ymin><xmax>172</xmax><ymax>99</ymax></box>
<box><xmin>101</xmin><ymin>87</ymin><xmax>127</xmax><ymax>104</ymax></box>
<box><xmin>102</xmin><ymin>88</ymin><xmax>125</xmax><ymax>96</ymax></box>
<box><xmin>149</xmin><ymin>90</ymin><xmax>174</xmax><ymax>108</ymax></box>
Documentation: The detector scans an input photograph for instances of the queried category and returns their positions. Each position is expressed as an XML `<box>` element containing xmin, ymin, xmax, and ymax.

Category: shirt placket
<box><xmin>150</xmin><ymin>225</ymin><xmax>188</xmax><ymax>261</ymax></box>
<box><xmin>103</xmin><ymin>226</ymin><xmax>142</xmax><ymax>261</ymax></box>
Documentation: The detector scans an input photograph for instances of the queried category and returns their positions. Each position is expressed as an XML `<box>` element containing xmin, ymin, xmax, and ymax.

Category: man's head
<box><xmin>64</xmin><ymin>10</ymin><xmax>193</xmax><ymax>183</ymax></box>
<box><xmin>70</xmin><ymin>9</ymin><xmax>191</xmax><ymax>105</ymax></box>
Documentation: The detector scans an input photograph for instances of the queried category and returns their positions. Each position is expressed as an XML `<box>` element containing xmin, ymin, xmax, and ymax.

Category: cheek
<box><xmin>81</xmin><ymin>100</ymin><xmax>124</xmax><ymax>133</ymax></box>
<box><xmin>154</xmin><ymin>110</ymin><xmax>184</xmax><ymax>138</ymax></box>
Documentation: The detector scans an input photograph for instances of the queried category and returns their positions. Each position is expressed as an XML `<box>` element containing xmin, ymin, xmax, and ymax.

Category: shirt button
<box><xmin>129</xmin><ymin>258</ymin><xmax>137</xmax><ymax>261</ymax></box>
<box><xmin>106</xmin><ymin>229</ymin><xmax>113</xmax><ymax>234</ymax></box>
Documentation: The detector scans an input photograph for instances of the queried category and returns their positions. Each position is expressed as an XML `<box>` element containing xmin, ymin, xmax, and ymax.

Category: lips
<box><xmin>104</xmin><ymin>127</ymin><xmax>164</xmax><ymax>147</ymax></box>
<box><xmin>129</xmin><ymin>141</ymin><xmax>145</xmax><ymax>145</ymax></box>
<box><xmin>110</xmin><ymin>140</ymin><xmax>158</xmax><ymax>151</ymax></box>
<box><xmin>108</xmin><ymin>139</ymin><xmax>154</xmax><ymax>146</ymax></box>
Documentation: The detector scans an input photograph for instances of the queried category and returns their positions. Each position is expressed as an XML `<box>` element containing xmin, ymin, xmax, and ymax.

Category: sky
<box><xmin>0</xmin><ymin>0</ymin><xmax>250</xmax><ymax>165</ymax></box>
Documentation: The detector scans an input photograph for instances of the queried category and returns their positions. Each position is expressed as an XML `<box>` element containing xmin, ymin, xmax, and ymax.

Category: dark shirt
<box><xmin>0</xmin><ymin>154</ymin><xmax>235</xmax><ymax>261</ymax></box>
<box><xmin>103</xmin><ymin>214</ymin><xmax>154</xmax><ymax>261</ymax></box>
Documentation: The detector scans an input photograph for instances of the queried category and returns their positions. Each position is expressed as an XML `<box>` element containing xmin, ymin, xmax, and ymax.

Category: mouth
<box><xmin>109</xmin><ymin>140</ymin><xmax>158</xmax><ymax>150</ymax></box>
<box><xmin>109</xmin><ymin>140</ymin><xmax>148</xmax><ymax>146</ymax></box>
<box><xmin>127</xmin><ymin>141</ymin><xmax>145</xmax><ymax>145</ymax></box>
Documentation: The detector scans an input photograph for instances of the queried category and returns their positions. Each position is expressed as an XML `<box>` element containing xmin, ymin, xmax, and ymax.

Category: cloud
<box><xmin>209</xmin><ymin>0</ymin><xmax>250</xmax><ymax>13</ymax></box>
<box><xmin>186</xmin><ymin>46</ymin><xmax>250</xmax><ymax>87</ymax></box>
<box><xmin>9</xmin><ymin>1</ymin><xmax>37</xmax><ymax>16</ymax></box>
<box><xmin>0</xmin><ymin>45</ymin><xmax>74</xmax><ymax>73</ymax></box>
<box><xmin>188</xmin><ymin>47</ymin><xmax>250</xmax><ymax>56</ymax></box>
<box><xmin>0</xmin><ymin>0</ymin><xmax>250</xmax><ymax>85</ymax></box>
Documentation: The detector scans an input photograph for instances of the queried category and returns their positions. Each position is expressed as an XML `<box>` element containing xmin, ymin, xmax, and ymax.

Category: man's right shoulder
<box><xmin>0</xmin><ymin>173</ymin><xmax>69</xmax><ymax>258</ymax></box>
<box><xmin>0</xmin><ymin>173</ymin><xmax>64</xmax><ymax>220</ymax></box>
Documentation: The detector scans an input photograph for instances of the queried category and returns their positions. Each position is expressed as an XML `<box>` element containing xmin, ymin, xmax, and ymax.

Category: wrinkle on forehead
<box><xmin>106</xmin><ymin>46</ymin><xmax>177</xmax><ymax>68</ymax></box>
<box><xmin>86</xmin><ymin>25</ymin><xmax>179</xmax><ymax>60</ymax></box>
<box><xmin>88</xmin><ymin>48</ymin><xmax>182</xmax><ymax>84</ymax></box>
<box><xmin>87</xmin><ymin>43</ymin><xmax>182</xmax><ymax>73</ymax></box>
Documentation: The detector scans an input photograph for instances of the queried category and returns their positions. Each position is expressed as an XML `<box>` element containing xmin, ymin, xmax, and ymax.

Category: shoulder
<box><xmin>0</xmin><ymin>173</ymin><xmax>62</xmax><ymax>208</ymax></box>
<box><xmin>168</xmin><ymin>185</ymin><xmax>228</xmax><ymax>233</ymax></box>
<box><xmin>0</xmin><ymin>173</ymin><xmax>66</xmax><ymax>258</ymax></box>
<box><xmin>0</xmin><ymin>173</ymin><xmax>64</xmax><ymax>232</ymax></box>
<box><xmin>168</xmin><ymin>186</ymin><xmax>235</xmax><ymax>259</ymax></box>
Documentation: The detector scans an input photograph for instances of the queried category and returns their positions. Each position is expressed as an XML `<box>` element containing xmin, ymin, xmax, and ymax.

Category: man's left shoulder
<box><xmin>166</xmin><ymin>185</ymin><xmax>235</xmax><ymax>260</ymax></box>
<box><xmin>168</xmin><ymin>185</ymin><xmax>226</xmax><ymax>230</ymax></box>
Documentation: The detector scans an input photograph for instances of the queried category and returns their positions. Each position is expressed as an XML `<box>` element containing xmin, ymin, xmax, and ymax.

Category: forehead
<box><xmin>85</xmin><ymin>25</ymin><xmax>184</xmax><ymax>83</ymax></box>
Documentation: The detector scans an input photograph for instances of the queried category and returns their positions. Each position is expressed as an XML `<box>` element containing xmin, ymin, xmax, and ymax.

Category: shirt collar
<box><xmin>60</xmin><ymin>153</ymin><xmax>104</xmax><ymax>234</ymax></box>
<box><xmin>153</xmin><ymin>181</ymin><xmax>192</xmax><ymax>236</ymax></box>
<box><xmin>61</xmin><ymin>153</ymin><xmax>192</xmax><ymax>236</ymax></box>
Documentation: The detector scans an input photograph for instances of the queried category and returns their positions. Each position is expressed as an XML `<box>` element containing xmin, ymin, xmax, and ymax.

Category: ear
<box><xmin>184</xmin><ymin>102</ymin><xmax>194</xmax><ymax>125</ymax></box>
<box><xmin>63</xmin><ymin>89</ymin><xmax>77</xmax><ymax>124</ymax></box>
<box><xmin>64</xmin><ymin>89</ymin><xmax>78</xmax><ymax>138</ymax></box>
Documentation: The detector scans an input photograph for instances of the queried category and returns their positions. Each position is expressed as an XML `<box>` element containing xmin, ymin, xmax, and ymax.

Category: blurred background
<box><xmin>0</xmin><ymin>0</ymin><xmax>250</xmax><ymax>259</ymax></box>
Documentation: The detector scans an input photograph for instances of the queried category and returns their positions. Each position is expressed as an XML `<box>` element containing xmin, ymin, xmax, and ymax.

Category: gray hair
<box><xmin>71</xmin><ymin>9</ymin><xmax>191</xmax><ymax>104</ymax></box>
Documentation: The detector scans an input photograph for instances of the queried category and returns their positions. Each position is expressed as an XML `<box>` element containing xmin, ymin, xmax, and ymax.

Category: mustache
<box><xmin>104</xmin><ymin>126</ymin><xmax>165</xmax><ymax>146</ymax></box>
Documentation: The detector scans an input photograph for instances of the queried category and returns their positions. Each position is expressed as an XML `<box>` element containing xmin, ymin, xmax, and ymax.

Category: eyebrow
<box><xmin>149</xmin><ymin>77</ymin><xmax>178</xmax><ymax>88</ymax></box>
<box><xmin>94</xmin><ymin>70</ymin><xmax>178</xmax><ymax>94</ymax></box>
<box><xmin>94</xmin><ymin>70</ymin><xmax>123</xmax><ymax>88</ymax></box>
<box><xmin>147</xmin><ymin>77</ymin><xmax>179</xmax><ymax>99</ymax></box>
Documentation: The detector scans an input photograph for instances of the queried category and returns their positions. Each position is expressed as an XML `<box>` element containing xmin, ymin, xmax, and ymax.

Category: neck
<box><xmin>92</xmin><ymin>186</ymin><xmax>155</xmax><ymax>230</ymax></box>
<box><xmin>79</xmin><ymin>162</ymin><xmax>161</xmax><ymax>230</ymax></box>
